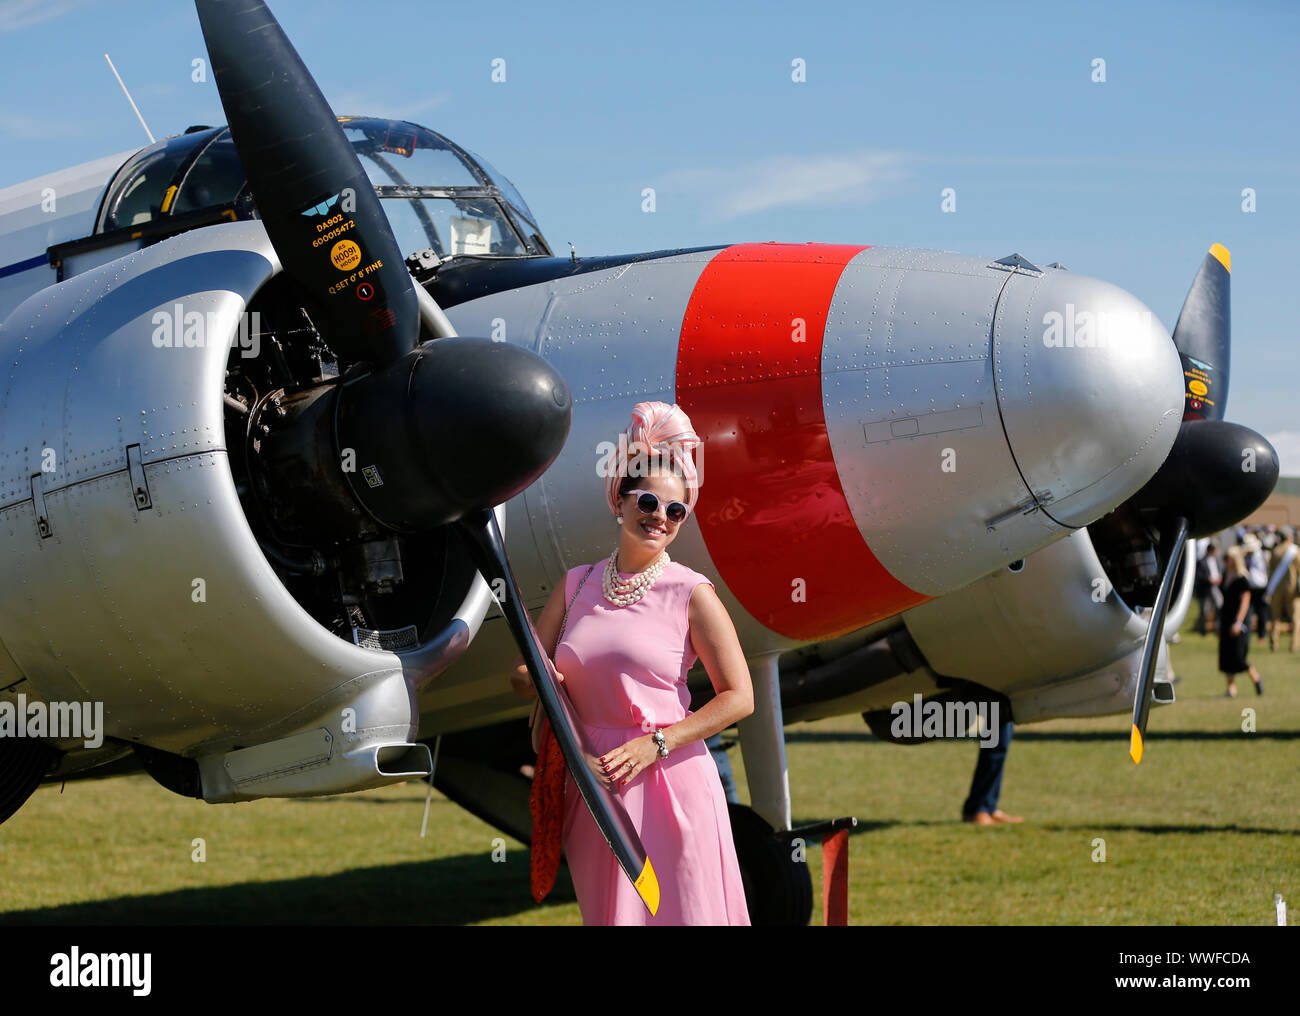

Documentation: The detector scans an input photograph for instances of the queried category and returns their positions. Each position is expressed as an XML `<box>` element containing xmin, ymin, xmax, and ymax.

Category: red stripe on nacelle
<box><xmin>675</xmin><ymin>243</ymin><xmax>929</xmax><ymax>640</ymax></box>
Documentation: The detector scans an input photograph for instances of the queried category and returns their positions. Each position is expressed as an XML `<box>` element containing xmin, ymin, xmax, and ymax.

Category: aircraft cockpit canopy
<box><xmin>93</xmin><ymin>117</ymin><xmax>550</xmax><ymax>259</ymax></box>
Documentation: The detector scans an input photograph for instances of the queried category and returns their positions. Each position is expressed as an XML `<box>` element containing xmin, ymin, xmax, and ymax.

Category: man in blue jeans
<box><xmin>962</xmin><ymin>694</ymin><xmax>1023</xmax><ymax>826</ymax></box>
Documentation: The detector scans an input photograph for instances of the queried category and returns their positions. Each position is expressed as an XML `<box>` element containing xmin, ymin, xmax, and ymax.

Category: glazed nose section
<box><xmin>992</xmin><ymin>269</ymin><xmax>1184</xmax><ymax>527</ymax></box>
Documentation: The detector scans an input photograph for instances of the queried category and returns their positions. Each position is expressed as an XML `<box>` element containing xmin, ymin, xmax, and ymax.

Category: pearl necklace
<box><xmin>602</xmin><ymin>549</ymin><xmax>670</xmax><ymax>606</ymax></box>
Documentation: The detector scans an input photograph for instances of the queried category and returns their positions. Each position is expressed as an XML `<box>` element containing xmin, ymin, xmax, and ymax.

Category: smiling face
<box><xmin>617</xmin><ymin>468</ymin><xmax>690</xmax><ymax>559</ymax></box>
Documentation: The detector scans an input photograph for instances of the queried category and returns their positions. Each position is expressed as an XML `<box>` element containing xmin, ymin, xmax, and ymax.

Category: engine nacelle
<box><xmin>0</xmin><ymin>221</ymin><xmax>496</xmax><ymax>803</ymax></box>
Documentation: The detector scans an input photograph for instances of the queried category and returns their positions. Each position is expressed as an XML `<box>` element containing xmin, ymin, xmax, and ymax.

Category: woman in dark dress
<box><xmin>1219</xmin><ymin>546</ymin><xmax>1263</xmax><ymax>697</ymax></box>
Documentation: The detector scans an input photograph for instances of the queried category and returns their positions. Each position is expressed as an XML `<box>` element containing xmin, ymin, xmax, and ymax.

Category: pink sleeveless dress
<box><xmin>554</xmin><ymin>556</ymin><xmax>751</xmax><ymax>926</ymax></box>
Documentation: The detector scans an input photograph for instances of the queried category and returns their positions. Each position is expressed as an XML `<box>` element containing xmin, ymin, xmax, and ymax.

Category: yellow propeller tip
<box><xmin>634</xmin><ymin>856</ymin><xmax>660</xmax><ymax>916</ymax></box>
<box><xmin>1209</xmin><ymin>243</ymin><xmax>1231</xmax><ymax>274</ymax></box>
<box><xmin>1129</xmin><ymin>724</ymin><xmax>1144</xmax><ymax>765</ymax></box>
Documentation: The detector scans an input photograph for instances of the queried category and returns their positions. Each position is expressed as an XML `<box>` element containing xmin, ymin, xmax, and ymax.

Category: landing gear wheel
<box><xmin>0</xmin><ymin>736</ymin><xmax>57</xmax><ymax>826</ymax></box>
<box><xmin>728</xmin><ymin>802</ymin><xmax>813</xmax><ymax>926</ymax></box>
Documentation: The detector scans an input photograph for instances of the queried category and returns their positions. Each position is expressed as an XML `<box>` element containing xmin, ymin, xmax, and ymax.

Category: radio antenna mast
<box><xmin>104</xmin><ymin>53</ymin><xmax>155</xmax><ymax>144</ymax></box>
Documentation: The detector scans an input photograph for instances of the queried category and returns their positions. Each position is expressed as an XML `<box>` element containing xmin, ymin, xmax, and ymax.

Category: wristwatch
<box><xmin>651</xmin><ymin>729</ymin><xmax>669</xmax><ymax>758</ymax></box>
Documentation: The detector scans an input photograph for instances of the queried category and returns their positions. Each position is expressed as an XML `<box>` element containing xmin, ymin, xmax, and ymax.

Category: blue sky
<box><xmin>1</xmin><ymin>0</ymin><xmax>1296</xmax><ymax>472</ymax></box>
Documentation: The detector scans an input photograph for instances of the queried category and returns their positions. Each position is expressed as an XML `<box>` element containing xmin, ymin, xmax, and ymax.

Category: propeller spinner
<box><xmin>197</xmin><ymin>0</ymin><xmax>660</xmax><ymax>913</ymax></box>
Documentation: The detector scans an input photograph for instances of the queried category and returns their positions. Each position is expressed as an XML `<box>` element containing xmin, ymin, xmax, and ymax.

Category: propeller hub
<box><xmin>1131</xmin><ymin>421</ymin><xmax>1278</xmax><ymax>538</ymax></box>
<box><xmin>336</xmin><ymin>338</ymin><xmax>572</xmax><ymax>532</ymax></box>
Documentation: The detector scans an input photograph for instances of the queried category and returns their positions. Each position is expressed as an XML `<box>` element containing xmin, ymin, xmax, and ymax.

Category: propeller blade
<box><xmin>1129</xmin><ymin>516</ymin><xmax>1189</xmax><ymax>764</ymax></box>
<box><xmin>454</xmin><ymin>508</ymin><xmax>660</xmax><ymax>915</ymax></box>
<box><xmin>1172</xmin><ymin>244</ymin><xmax>1230</xmax><ymax>422</ymax></box>
<box><xmin>195</xmin><ymin>0</ymin><xmax>417</xmax><ymax>367</ymax></box>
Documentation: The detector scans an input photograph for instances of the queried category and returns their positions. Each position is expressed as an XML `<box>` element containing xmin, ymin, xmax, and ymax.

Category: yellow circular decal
<box><xmin>1188</xmin><ymin>379</ymin><xmax>1208</xmax><ymax>396</ymax></box>
<box><xmin>331</xmin><ymin>239</ymin><xmax>362</xmax><ymax>272</ymax></box>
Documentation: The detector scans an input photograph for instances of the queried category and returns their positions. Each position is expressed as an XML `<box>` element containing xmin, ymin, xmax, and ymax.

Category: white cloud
<box><xmin>1265</xmin><ymin>430</ymin><xmax>1300</xmax><ymax>478</ymax></box>
<box><xmin>663</xmin><ymin>151</ymin><xmax>906</xmax><ymax>220</ymax></box>
<box><xmin>0</xmin><ymin>0</ymin><xmax>99</xmax><ymax>31</ymax></box>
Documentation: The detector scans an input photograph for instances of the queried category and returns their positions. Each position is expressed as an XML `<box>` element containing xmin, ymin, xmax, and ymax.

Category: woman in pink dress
<box><xmin>513</xmin><ymin>402</ymin><xmax>753</xmax><ymax>925</ymax></box>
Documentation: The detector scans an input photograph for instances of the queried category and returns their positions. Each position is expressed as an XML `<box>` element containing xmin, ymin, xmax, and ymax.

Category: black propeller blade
<box><xmin>196</xmin><ymin>0</ymin><xmax>416</xmax><ymax>367</ymax></box>
<box><xmin>1172</xmin><ymin>244</ymin><xmax>1230</xmax><ymax>422</ymax></box>
<box><xmin>454</xmin><ymin>509</ymin><xmax>660</xmax><ymax>915</ymax></box>
<box><xmin>1128</xmin><ymin>517</ymin><xmax>1188</xmax><ymax>765</ymax></box>
<box><xmin>1122</xmin><ymin>244</ymin><xmax>1277</xmax><ymax>763</ymax></box>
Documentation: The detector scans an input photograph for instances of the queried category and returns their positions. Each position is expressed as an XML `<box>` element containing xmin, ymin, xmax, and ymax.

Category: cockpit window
<box><xmin>172</xmin><ymin>131</ymin><xmax>245</xmax><ymax>214</ymax></box>
<box><xmin>380</xmin><ymin>194</ymin><xmax>527</xmax><ymax>258</ymax></box>
<box><xmin>348</xmin><ymin>124</ymin><xmax>480</xmax><ymax>190</ymax></box>
<box><xmin>93</xmin><ymin>117</ymin><xmax>547</xmax><ymax>257</ymax></box>
<box><xmin>467</xmin><ymin>148</ymin><xmax>541</xmax><ymax>230</ymax></box>
<box><xmin>100</xmin><ymin>131</ymin><xmax>213</xmax><ymax>231</ymax></box>
<box><xmin>345</xmin><ymin>122</ymin><xmax>481</xmax><ymax>189</ymax></box>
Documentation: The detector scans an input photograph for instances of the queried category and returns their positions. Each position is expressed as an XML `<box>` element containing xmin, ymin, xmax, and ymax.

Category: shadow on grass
<box><xmin>0</xmin><ymin>852</ymin><xmax>576</xmax><ymax>926</ymax></box>
<box><xmin>1037</xmin><ymin>822</ymin><xmax>1299</xmax><ymax>837</ymax></box>
<box><xmin>793</xmin><ymin>817</ymin><xmax>1298</xmax><ymax>839</ymax></box>
<box><xmin>787</xmin><ymin>730</ymin><xmax>1300</xmax><ymax>744</ymax></box>
<box><xmin>295</xmin><ymin>791</ymin><xmax>435</xmax><ymax>805</ymax></box>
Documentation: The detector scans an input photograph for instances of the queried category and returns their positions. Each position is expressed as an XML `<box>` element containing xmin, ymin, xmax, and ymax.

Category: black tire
<box><xmin>728</xmin><ymin>802</ymin><xmax>813</xmax><ymax>926</ymax></box>
<box><xmin>0</xmin><ymin>736</ymin><xmax>57</xmax><ymax>826</ymax></box>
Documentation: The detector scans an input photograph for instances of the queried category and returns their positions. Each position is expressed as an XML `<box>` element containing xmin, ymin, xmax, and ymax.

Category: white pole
<box><xmin>104</xmin><ymin>53</ymin><xmax>155</xmax><ymax>144</ymax></box>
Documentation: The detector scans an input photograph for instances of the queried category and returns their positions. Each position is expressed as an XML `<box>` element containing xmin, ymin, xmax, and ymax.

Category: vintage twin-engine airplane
<box><xmin>0</xmin><ymin>0</ymin><xmax>1277</xmax><ymax>922</ymax></box>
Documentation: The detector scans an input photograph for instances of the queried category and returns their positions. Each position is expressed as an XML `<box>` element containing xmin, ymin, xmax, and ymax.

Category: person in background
<box><xmin>962</xmin><ymin>692</ymin><xmax>1021</xmax><ymax>827</ymax></box>
<box><xmin>706</xmin><ymin>733</ymin><xmax>740</xmax><ymax>804</ymax></box>
<box><xmin>1243</xmin><ymin>534</ymin><xmax>1271</xmax><ymax>644</ymax></box>
<box><xmin>1194</xmin><ymin>539</ymin><xmax>1222</xmax><ymax>636</ymax></box>
<box><xmin>1267</xmin><ymin>525</ymin><xmax>1299</xmax><ymax>652</ymax></box>
<box><xmin>1220</xmin><ymin>546</ymin><xmax>1263</xmax><ymax>698</ymax></box>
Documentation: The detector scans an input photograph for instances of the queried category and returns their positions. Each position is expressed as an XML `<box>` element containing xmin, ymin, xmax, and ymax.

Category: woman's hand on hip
<box><xmin>599</xmin><ymin>735</ymin><xmax>659</xmax><ymax>789</ymax></box>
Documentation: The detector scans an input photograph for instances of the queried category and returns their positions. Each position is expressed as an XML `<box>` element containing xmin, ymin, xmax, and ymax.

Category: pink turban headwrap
<box><xmin>604</xmin><ymin>402</ymin><xmax>702</xmax><ymax>518</ymax></box>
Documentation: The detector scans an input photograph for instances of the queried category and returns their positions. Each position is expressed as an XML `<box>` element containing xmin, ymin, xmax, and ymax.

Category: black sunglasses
<box><xmin>624</xmin><ymin>489</ymin><xmax>690</xmax><ymax>524</ymax></box>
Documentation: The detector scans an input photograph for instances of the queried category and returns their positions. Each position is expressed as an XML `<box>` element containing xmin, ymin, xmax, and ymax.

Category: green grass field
<box><xmin>1</xmin><ymin>618</ymin><xmax>1295</xmax><ymax>925</ymax></box>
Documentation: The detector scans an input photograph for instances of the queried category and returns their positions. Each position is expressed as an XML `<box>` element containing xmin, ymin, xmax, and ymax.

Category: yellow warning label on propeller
<box><xmin>1188</xmin><ymin>379</ymin><xmax>1208</xmax><ymax>397</ymax></box>
<box><xmin>331</xmin><ymin>239</ymin><xmax>362</xmax><ymax>272</ymax></box>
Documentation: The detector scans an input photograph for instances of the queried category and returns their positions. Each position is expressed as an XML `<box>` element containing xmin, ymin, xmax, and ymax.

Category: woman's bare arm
<box><xmin>660</xmin><ymin>583</ymin><xmax>754</xmax><ymax>752</ymax></box>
